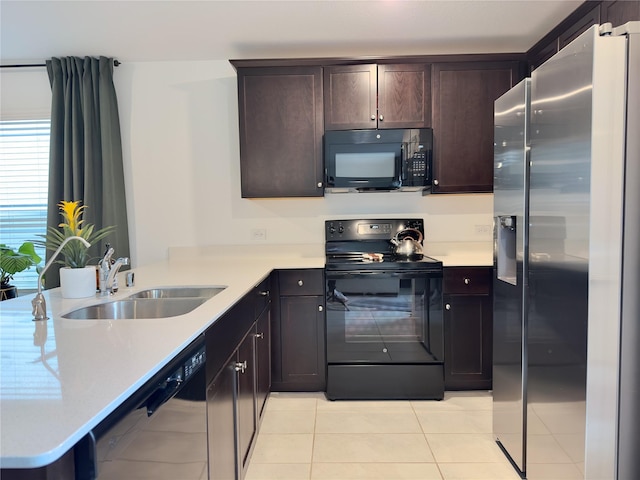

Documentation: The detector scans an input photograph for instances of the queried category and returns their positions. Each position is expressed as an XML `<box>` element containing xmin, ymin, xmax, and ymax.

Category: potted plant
<box><xmin>0</xmin><ymin>242</ymin><xmax>42</xmax><ymax>301</ymax></box>
<box><xmin>35</xmin><ymin>200</ymin><xmax>115</xmax><ymax>298</ymax></box>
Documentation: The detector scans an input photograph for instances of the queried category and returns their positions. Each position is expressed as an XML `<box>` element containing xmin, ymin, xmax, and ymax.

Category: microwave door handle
<box><xmin>402</xmin><ymin>143</ymin><xmax>413</xmax><ymax>184</ymax></box>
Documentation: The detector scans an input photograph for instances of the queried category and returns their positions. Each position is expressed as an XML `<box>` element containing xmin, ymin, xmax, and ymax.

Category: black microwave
<box><xmin>324</xmin><ymin>128</ymin><xmax>433</xmax><ymax>193</ymax></box>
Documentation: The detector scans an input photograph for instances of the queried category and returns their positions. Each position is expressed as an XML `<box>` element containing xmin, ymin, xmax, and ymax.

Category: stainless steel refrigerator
<box><xmin>493</xmin><ymin>21</ymin><xmax>640</xmax><ymax>480</ymax></box>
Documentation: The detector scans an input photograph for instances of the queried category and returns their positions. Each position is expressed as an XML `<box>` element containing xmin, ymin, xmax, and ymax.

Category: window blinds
<box><xmin>0</xmin><ymin>119</ymin><xmax>50</xmax><ymax>292</ymax></box>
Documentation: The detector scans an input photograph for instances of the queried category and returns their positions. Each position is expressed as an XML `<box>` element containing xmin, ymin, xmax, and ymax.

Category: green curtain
<box><xmin>45</xmin><ymin>56</ymin><xmax>130</xmax><ymax>287</ymax></box>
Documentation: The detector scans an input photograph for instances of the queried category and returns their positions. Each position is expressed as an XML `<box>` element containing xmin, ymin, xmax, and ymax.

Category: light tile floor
<box><xmin>245</xmin><ymin>391</ymin><xmax>523</xmax><ymax>480</ymax></box>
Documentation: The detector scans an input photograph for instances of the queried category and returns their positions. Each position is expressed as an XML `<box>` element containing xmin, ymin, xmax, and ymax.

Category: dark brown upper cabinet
<box><xmin>431</xmin><ymin>62</ymin><xmax>520</xmax><ymax>193</ymax></box>
<box><xmin>236</xmin><ymin>66</ymin><xmax>324</xmax><ymax>198</ymax></box>
<box><xmin>528</xmin><ymin>1</ymin><xmax>639</xmax><ymax>73</ymax></box>
<box><xmin>601</xmin><ymin>0</ymin><xmax>640</xmax><ymax>27</ymax></box>
<box><xmin>324</xmin><ymin>63</ymin><xmax>431</xmax><ymax>130</ymax></box>
<box><xmin>559</xmin><ymin>4</ymin><xmax>601</xmax><ymax>49</ymax></box>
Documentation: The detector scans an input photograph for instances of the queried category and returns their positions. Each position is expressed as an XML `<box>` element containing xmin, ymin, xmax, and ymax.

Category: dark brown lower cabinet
<box><xmin>236</xmin><ymin>331</ymin><xmax>257</xmax><ymax>478</ymax></box>
<box><xmin>255</xmin><ymin>306</ymin><xmax>271</xmax><ymax>420</ymax></box>
<box><xmin>206</xmin><ymin>277</ymin><xmax>271</xmax><ymax>480</ymax></box>
<box><xmin>443</xmin><ymin>267</ymin><xmax>493</xmax><ymax>390</ymax></box>
<box><xmin>207</xmin><ymin>360</ymin><xmax>238</xmax><ymax>480</ymax></box>
<box><xmin>271</xmin><ymin>269</ymin><xmax>326</xmax><ymax>391</ymax></box>
<box><xmin>279</xmin><ymin>295</ymin><xmax>325</xmax><ymax>389</ymax></box>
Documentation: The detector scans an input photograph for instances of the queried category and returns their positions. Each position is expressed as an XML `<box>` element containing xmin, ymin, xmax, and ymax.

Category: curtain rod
<box><xmin>0</xmin><ymin>59</ymin><xmax>121</xmax><ymax>69</ymax></box>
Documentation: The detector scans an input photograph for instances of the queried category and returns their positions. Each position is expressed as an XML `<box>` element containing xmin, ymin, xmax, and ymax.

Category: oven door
<box><xmin>325</xmin><ymin>269</ymin><xmax>443</xmax><ymax>365</ymax></box>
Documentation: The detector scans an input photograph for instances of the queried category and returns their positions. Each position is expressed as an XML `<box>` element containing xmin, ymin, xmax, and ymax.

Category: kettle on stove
<box><xmin>390</xmin><ymin>228</ymin><xmax>424</xmax><ymax>258</ymax></box>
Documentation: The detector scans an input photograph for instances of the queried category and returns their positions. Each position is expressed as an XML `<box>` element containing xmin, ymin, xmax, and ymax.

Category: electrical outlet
<box><xmin>251</xmin><ymin>228</ymin><xmax>267</xmax><ymax>241</ymax></box>
<box><xmin>474</xmin><ymin>224</ymin><xmax>492</xmax><ymax>234</ymax></box>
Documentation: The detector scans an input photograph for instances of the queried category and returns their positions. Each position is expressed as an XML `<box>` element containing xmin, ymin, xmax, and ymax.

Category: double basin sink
<box><xmin>62</xmin><ymin>286</ymin><xmax>226</xmax><ymax>320</ymax></box>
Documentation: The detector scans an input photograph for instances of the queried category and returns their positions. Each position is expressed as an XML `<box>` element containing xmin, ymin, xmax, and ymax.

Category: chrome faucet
<box><xmin>104</xmin><ymin>257</ymin><xmax>130</xmax><ymax>295</ymax></box>
<box><xmin>32</xmin><ymin>236</ymin><xmax>91</xmax><ymax>321</ymax></box>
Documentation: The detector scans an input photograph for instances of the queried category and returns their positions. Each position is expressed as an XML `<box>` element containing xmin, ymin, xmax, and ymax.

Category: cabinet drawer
<box><xmin>278</xmin><ymin>269</ymin><xmax>324</xmax><ymax>296</ymax></box>
<box><xmin>443</xmin><ymin>267</ymin><xmax>492</xmax><ymax>295</ymax></box>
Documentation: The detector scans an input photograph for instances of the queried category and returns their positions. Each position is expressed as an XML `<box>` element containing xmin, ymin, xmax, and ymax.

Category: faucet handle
<box><xmin>101</xmin><ymin>247</ymin><xmax>115</xmax><ymax>267</ymax></box>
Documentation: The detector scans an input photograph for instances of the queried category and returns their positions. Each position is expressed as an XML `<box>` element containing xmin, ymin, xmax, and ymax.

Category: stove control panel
<box><xmin>356</xmin><ymin>222</ymin><xmax>393</xmax><ymax>235</ymax></box>
<box><xmin>325</xmin><ymin>219</ymin><xmax>424</xmax><ymax>241</ymax></box>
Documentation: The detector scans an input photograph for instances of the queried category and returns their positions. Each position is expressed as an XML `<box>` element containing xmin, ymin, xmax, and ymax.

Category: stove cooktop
<box><xmin>325</xmin><ymin>253</ymin><xmax>442</xmax><ymax>271</ymax></box>
<box><xmin>324</xmin><ymin>218</ymin><xmax>442</xmax><ymax>272</ymax></box>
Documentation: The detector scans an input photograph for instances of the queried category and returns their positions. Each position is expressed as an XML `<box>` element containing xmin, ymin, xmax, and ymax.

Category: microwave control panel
<box><xmin>404</xmin><ymin>152</ymin><xmax>428</xmax><ymax>186</ymax></box>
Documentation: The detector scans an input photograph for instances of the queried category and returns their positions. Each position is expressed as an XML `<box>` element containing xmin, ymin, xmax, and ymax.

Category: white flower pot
<box><xmin>59</xmin><ymin>266</ymin><xmax>97</xmax><ymax>299</ymax></box>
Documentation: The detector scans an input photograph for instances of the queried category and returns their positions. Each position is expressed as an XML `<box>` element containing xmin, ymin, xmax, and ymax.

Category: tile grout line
<box><xmin>411</xmin><ymin>400</ymin><xmax>445</xmax><ymax>479</ymax></box>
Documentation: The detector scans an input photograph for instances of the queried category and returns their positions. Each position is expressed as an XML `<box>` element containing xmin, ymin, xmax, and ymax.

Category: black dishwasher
<box><xmin>75</xmin><ymin>335</ymin><xmax>208</xmax><ymax>480</ymax></box>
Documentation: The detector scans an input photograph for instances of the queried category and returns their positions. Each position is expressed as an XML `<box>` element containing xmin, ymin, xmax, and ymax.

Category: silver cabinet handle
<box><xmin>464</xmin><ymin>278</ymin><xmax>470</xmax><ymax>285</ymax></box>
<box><xmin>445</xmin><ymin>304</ymin><xmax>451</xmax><ymax>310</ymax></box>
<box><xmin>255</xmin><ymin>332</ymin><xmax>264</xmax><ymax>339</ymax></box>
<box><xmin>433</xmin><ymin>179</ymin><xmax>439</xmax><ymax>186</ymax></box>
<box><xmin>259</xmin><ymin>290</ymin><xmax>269</xmax><ymax>297</ymax></box>
<box><xmin>234</xmin><ymin>361</ymin><xmax>247</xmax><ymax>373</ymax></box>
<box><xmin>318</xmin><ymin>305</ymin><xmax>323</xmax><ymax>312</ymax></box>
<box><xmin>297</xmin><ymin>280</ymin><xmax>304</xmax><ymax>287</ymax></box>
<box><xmin>379</xmin><ymin>114</ymin><xmax>384</xmax><ymax>121</ymax></box>
<box><xmin>371</xmin><ymin>114</ymin><xmax>376</xmax><ymax>120</ymax></box>
<box><xmin>317</xmin><ymin>182</ymin><xmax>323</xmax><ymax>188</ymax></box>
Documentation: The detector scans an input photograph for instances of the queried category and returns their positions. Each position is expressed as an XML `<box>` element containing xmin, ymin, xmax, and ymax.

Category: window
<box><xmin>0</xmin><ymin>119</ymin><xmax>50</xmax><ymax>292</ymax></box>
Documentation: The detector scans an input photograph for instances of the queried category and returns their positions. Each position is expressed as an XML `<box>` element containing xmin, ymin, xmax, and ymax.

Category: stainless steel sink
<box><xmin>127</xmin><ymin>286</ymin><xmax>226</xmax><ymax>300</ymax></box>
<box><xmin>62</xmin><ymin>298</ymin><xmax>208</xmax><ymax>320</ymax></box>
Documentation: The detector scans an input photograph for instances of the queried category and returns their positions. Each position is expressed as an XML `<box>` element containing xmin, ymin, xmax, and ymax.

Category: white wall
<box><xmin>0</xmin><ymin>67</ymin><xmax>51</xmax><ymax>119</ymax></box>
<box><xmin>1</xmin><ymin>61</ymin><xmax>494</xmax><ymax>267</ymax></box>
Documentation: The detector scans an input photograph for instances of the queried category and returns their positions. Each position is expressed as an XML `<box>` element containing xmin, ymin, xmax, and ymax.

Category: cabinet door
<box><xmin>255</xmin><ymin>306</ymin><xmax>271</xmax><ymax>420</ymax></box>
<box><xmin>559</xmin><ymin>4</ymin><xmax>601</xmax><ymax>49</ymax></box>
<box><xmin>601</xmin><ymin>0</ymin><xmax>640</xmax><ymax>27</ymax></box>
<box><xmin>528</xmin><ymin>37</ymin><xmax>558</xmax><ymax>73</ymax></box>
<box><xmin>432</xmin><ymin>62</ymin><xmax>518</xmax><ymax>193</ymax></box>
<box><xmin>324</xmin><ymin>64</ymin><xmax>377</xmax><ymax>130</ymax></box>
<box><xmin>236</xmin><ymin>331</ymin><xmax>256</xmax><ymax>476</ymax></box>
<box><xmin>279</xmin><ymin>295</ymin><xmax>326</xmax><ymax>390</ymax></box>
<box><xmin>443</xmin><ymin>294</ymin><xmax>493</xmax><ymax>390</ymax></box>
<box><xmin>377</xmin><ymin>64</ymin><xmax>431</xmax><ymax>129</ymax></box>
<box><xmin>207</xmin><ymin>361</ymin><xmax>237</xmax><ymax>480</ymax></box>
<box><xmin>238</xmin><ymin>67</ymin><xmax>324</xmax><ymax>197</ymax></box>
<box><xmin>324</xmin><ymin>64</ymin><xmax>431</xmax><ymax>130</ymax></box>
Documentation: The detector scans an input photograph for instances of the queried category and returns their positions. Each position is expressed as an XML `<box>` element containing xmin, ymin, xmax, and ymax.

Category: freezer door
<box><xmin>492</xmin><ymin>78</ymin><xmax>529</xmax><ymax>475</ymax></box>
<box><xmin>528</xmin><ymin>23</ymin><xmax>629</xmax><ymax>480</ymax></box>
<box><xmin>528</xmin><ymin>28</ymin><xmax>593</xmax><ymax>480</ymax></box>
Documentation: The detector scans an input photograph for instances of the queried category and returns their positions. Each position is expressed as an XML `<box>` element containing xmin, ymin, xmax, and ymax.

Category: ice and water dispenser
<box><xmin>497</xmin><ymin>215</ymin><xmax>517</xmax><ymax>285</ymax></box>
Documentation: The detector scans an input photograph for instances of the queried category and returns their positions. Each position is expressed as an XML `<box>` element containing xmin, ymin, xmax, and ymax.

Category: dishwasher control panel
<box><xmin>184</xmin><ymin>345</ymin><xmax>206</xmax><ymax>380</ymax></box>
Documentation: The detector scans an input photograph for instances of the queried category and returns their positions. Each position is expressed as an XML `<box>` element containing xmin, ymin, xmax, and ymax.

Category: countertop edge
<box><xmin>0</xmin><ymin>244</ymin><xmax>491</xmax><ymax>469</ymax></box>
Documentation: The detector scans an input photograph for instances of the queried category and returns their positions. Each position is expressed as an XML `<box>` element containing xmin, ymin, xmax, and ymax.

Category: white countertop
<box><xmin>0</xmin><ymin>243</ymin><xmax>490</xmax><ymax>469</ymax></box>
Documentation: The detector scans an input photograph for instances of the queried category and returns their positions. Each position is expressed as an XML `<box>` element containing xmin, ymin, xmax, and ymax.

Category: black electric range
<box><xmin>323</xmin><ymin>218</ymin><xmax>445</xmax><ymax>401</ymax></box>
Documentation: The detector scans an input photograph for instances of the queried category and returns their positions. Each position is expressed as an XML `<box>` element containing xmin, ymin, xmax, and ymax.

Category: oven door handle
<box><xmin>326</xmin><ymin>270</ymin><xmax>439</xmax><ymax>279</ymax></box>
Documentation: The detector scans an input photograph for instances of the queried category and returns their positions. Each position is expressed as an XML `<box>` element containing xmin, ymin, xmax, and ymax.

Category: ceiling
<box><xmin>1</xmin><ymin>0</ymin><xmax>583</xmax><ymax>64</ymax></box>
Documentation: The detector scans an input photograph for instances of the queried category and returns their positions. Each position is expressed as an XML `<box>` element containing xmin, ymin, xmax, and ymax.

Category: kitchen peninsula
<box><xmin>0</xmin><ymin>243</ymin><xmax>490</xmax><ymax>477</ymax></box>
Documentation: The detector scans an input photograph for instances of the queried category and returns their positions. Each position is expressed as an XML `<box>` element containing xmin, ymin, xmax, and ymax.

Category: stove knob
<box><xmin>329</xmin><ymin>226</ymin><xmax>336</xmax><ymax>234</ymax></box>
<box><xmin>338</xmin><ymin>225</ymin><xmax>344</xmax><ymax>234</ymax></box>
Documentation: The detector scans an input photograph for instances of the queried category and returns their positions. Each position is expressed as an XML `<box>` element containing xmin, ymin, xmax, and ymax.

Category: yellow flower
<box><xmin>58</xmin><ymin>200</ymin><xmax>85</xmax><ymax>235</ymax></box>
